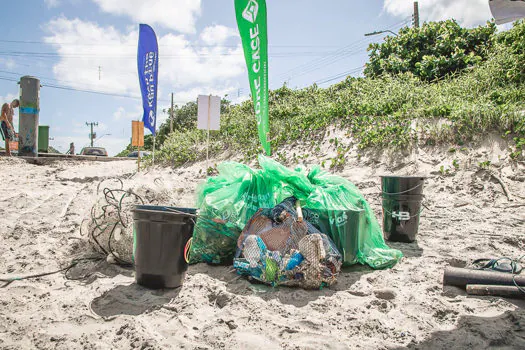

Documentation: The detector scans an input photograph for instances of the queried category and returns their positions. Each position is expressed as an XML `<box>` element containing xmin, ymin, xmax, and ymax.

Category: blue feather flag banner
<box><xmin>137</xmin><ymin>24</ymin><xmax>159</xmax><ymax>135</ymax></box>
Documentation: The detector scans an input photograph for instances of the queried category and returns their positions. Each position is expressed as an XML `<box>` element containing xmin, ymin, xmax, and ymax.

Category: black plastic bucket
<box><xmin>381</xmin><ymin>176</ymin><xmax>426</xmax><ymax>243</ymax></box>
<box><xmin>132</xmin><ymin>205</ymin><xmax>196</xmax><ymax>289</ymax></box>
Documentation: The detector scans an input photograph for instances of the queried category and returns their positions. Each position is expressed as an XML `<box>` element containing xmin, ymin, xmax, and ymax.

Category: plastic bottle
<box><xmin>286</xmin><ymin>251</ymin><xmax>304</xmax><ymax>270</ymax></box>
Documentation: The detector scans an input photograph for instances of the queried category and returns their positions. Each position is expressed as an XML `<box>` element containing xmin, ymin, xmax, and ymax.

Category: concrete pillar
<box><xmin>19</xmin><ymin>76</ymin><xmax>40</xmax><ymax>157</ymax></box>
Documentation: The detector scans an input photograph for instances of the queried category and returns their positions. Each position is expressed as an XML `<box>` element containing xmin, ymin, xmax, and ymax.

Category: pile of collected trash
<box><xmin>234</xmin><ymin>197</ymin><xmax>342</xmax><ymax>289</ymax></box>
<box><xmin>190</xmin><ymin>155</ymin><xmax>403</xmax><ymax>288</ymax></box>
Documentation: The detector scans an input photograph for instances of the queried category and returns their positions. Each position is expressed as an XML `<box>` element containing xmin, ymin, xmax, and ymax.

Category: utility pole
<box><xmin>19</xmin><ymin>76</ymin><xmax>40</xmax><ymax>157</ymax></box>
<box><xmin>413</xmin><ymin>2</ymin><xmax>420</xmax><ymax>28</ymax></box>
<box><xmin>98</xmin><ymin>66</ymin><xmax>101</xmax><ymax>80</ymax></box>
<box><xmin>170</xmin><ymin>92</ymin><xmax>174</xmax><ymax>133</ymax></box>
<box><xmin>86</xmin><ymin>122</ymin><xmax>98</xmax><ymax>147</ymax></box>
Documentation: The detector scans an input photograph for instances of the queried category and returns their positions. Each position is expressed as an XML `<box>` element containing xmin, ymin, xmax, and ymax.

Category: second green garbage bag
<box><xmin>190</xmin><ymin>155</ymin><xmax>402</xmax><ymax>269</ymax></box>
<box><xmin>189</xmin><ymin>161</ymin><xmax>276</xmax><ymax>264</ymax></box>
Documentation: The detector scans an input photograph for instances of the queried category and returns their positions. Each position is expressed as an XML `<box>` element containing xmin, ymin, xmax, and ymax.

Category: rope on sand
<box><xmin>0</xmin><ymin>257</ymin><xmax>104</xmax><ymax>288</ymax></box>
<box><xmin>2</xmin><ymin>181</ymin><xmax>143</xmax><ymax>287</ymax></box>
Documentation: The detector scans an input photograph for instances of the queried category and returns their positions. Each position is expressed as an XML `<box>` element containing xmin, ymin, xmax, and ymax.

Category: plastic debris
<box><xmin>234</xmin><ymin>198</ymin><xmax>343</xmax><ymax>289</ymax></box>
<box><xmin>190</xmin><ymin>155</ymin><xmax>402</xmax><ymax>269</ymax></box>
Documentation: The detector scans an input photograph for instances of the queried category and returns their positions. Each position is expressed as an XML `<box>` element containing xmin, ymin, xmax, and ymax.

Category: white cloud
<box><xmin>200</xmin><ymin>25</ymin><xmax>238</xmax><ymax>45</ymax></box>
<box><xmin>43</xmin><ymin>18</ymin><xmax>246</xmax><ymax>104</ymax></box>
<box><xmin>113</xmin><ymin>105</ymin><xmax>143</xmax><ymax>123</ymax></box>
<box><xmin>91</xmin><ymin>0</ymin><xmax>202</xmax><ymax>34</ymax></box>
<box><xmin>44</xmin><ymin>0</ymin><xmax>60</xmax><ymax>8</ymax></box>
<box><xmin>0</xmin><ymin>58</ymin><xmax>17</xmax><ymax>70</ymax></box>
<box><xmin>113</xmin><ymin>106</ymin><xmax>134</xmax><ymax>120</ymax></box>
<box><xmin>0</xmin><ymin>93</ymin><xmax>17</xmax><ymax>104</ymax></box>
<box><xmin>173</xmin><ymin>86</ymin><xmax>237</xmax><ymax>104</ymax></box>
<box><xmin>383</xmin><ymin>0</ymin><xmax>493</xmax><ymax>27</ymax></box>
<box><xmin>113</xmin><ymin>106</ymin><xmax>126</xmax><ymax>120</ymax></box>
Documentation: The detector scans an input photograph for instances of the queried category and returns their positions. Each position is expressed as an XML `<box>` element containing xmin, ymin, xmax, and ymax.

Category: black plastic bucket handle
<box><xmin>380</xmin><ymin>182</ymin><xmax>424</xmax><ymax>196</ymax></box>
<box><xmin>380</xmin><ymin>175</ymin><xmax>427</xmax><ymax>197</ymax></box>
<box><xmin>164</xmin><ymin>207</ymin><xmax>198</xmax><ymax>218</ymax></box>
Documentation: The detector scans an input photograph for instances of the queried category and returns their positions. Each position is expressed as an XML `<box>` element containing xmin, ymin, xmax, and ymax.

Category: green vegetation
<box><xmin>478</xmin><ymin>160</ymin><xmax>492</xmax><ymax>169</ymax></box>
<box><xmin>364</xmin><ymin>20</ymin><xmax>496</xmax><ymax>81</ymax></box>
<box><xmin>129</xmin><ymin>20</ymin><xmax>525</xmax><ymax>168</ymax></box>
<box><xmin>118</xmin><ymin>99</ymin><xmax>231</xmax><ymax>158</ymax></box>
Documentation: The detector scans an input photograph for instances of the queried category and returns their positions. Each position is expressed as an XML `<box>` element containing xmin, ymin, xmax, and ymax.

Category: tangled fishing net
<box><xmin>234</xmin><ymin>197</ymin><xmax>342</xmax><ymax>289</ymax></box>
<box><xmin>82</xmin><ymin>179</ymin><xmax>145</xmax><ymax>265</ymax></box>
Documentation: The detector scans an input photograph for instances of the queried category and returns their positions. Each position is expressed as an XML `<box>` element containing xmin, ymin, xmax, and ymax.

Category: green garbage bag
<box><xmin>258</xmin><ymin>155</ymin><xmax>402</xmax><ymax>269</ymax></box>
<box><xmin>190</xmin><ymin>161</ymin><xmax>277</xmax><ymax>264</ymax></box>
<box><xmin>191</xmin><ymin>155</ymin><xmax>402</xmax><ymax>269</ymax></box>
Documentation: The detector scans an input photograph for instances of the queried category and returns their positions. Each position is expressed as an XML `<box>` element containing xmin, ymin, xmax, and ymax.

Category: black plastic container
<box><xmin>381</xmin><ymin>176</ymin><xmax>426</xmax><ymax>243</ymax></box>
<box><xmin>133</xmin><ymin>205</ymin><xmax>196</xmax><ymax>289</ymax></box>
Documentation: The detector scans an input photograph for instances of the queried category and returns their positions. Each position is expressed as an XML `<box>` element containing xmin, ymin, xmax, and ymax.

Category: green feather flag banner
<box><xmin>235</xmin><ymin>0</ymin><xmax>271</xmax><ymax>155</ymax></box>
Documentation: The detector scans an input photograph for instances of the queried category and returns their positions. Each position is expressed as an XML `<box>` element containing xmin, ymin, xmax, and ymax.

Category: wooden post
<box><xmin>152</xmin><ymin>135</ymin><xmax>155</xmax><ymax>165</ymax></box>
<box><xmin>132</xmin><ymin>120</ymin><xmax>144</xmax><ymax>173</ymax></box>
<box><xmin>137</xmin><ymin>145</ymin><xmax>141</xmax><ymax>172</ymax></box>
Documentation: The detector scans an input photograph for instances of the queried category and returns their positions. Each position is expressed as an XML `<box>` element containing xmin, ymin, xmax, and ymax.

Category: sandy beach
<box><xmin>1</xmin><ymin>138</ymin><xmax>524</xmax><ymax>349</ymax></box>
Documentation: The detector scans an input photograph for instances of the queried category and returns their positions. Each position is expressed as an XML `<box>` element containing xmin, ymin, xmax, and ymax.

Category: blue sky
<box><xmin>0</xmin><ymin>0</ymin><xmax>496</xmax><ymax>155</ymax></box>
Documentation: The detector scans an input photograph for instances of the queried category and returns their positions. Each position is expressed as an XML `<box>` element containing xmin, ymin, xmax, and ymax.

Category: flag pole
<box><xmin>152</xmin><ymin>134</ymin><xmax>156</xmax><ymax>165</ymax></box>
<box><xmin>206</xmin><ymin>94</ymin><xmax>211</xmax><ymax>169</ymax></box>
<box><xmin>137</xmin><ymin>144</ymin><xmax>141</xmax><ymax>172</ymax></box>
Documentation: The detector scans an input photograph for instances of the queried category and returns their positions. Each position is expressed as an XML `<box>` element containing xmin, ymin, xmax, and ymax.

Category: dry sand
<box><xmin>1</xmin><ymin>137</ymin><xmax>525</xmax><ymax>349</ymax></box>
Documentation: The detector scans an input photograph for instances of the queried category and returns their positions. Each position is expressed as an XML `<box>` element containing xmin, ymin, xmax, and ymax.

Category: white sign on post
<box><xmin>197</xmin><ymin>95</ymin><xmax>221</xmax><ymax>130</ymax></box>
<box><xmin>197</xmin><ymin>95</ymin><xmax>221</xmax><ymax>167</ymax></box>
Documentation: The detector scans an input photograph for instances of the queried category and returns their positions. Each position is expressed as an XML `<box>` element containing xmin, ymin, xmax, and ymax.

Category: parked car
<box><xmin>80</xmin><ymin>147</ymin><xmax>108</xmax><ymax>156</ymax></box>
<box><xmin>127</xmin><ymin>151</ymin><xmax>151</xmax><ymax>158</ymax></box>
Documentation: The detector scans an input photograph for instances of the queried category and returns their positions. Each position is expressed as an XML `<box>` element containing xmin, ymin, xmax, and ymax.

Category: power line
<box><xmin>0</xmin><ymin>69</ymin><xmax>103</xmax><ymax>87</ymax></box>
<box><xmin>0</xmin><ymin>38</ymin><xmax>343</xmax><ymax>49</ymax></box>
<box><xmin>42</xmin><ymin>83</ymin><xmax>145</xmax><ymax>100</ymax></box>
<box><xmin>282</xmin><ymin>39</ymin><xmax>371</xmax><ymax>82</ymax></box>
<box><xmin>278</xmin><ymin>17</ymin><xmax>411</xmax><ymax>84</ymax></box>
<box><xmin>278</xmin><ymin>38</ymin><xmax>369</xmax><ymax>79</ymax></box>
<box><xmin>41</xmin><ymin>83</ymin><xmax>179</xmax><ymax>103</ymax></box>
<box><xmin>313</xmin><ymin>66</ymin><xmax>364</xmax><ymax>85</ymax></box>
<box><xmin>0</xmin><ymin>75</ymin><xmax>178</xmax><ymax>103</ymax></box>
<box><xmin>0</xmin><ymin>50</ymin><xmax>339</xmax><ymax>59</ymax></box>
<box><xmin>0</xmin><ymin>76</ymin><xmax>19</xmax><ymax>83</ymax></box>
<box><xmin>0</xmin><ymin>68</ymin><xmax>141</xmax><ymax>93</ymax></box>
